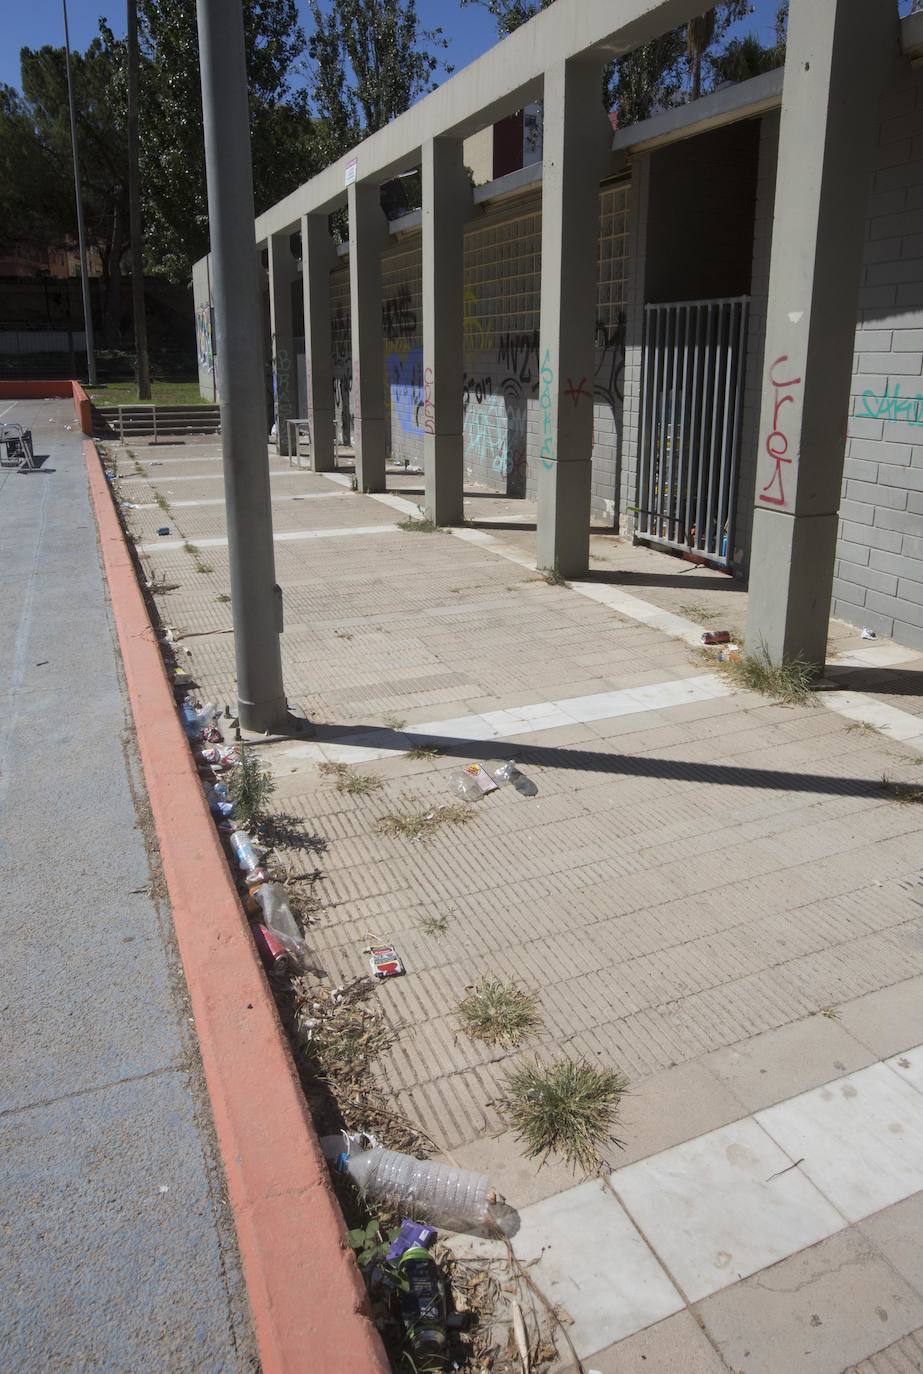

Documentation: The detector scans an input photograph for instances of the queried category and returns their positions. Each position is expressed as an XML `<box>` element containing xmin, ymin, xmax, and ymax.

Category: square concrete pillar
<box><xmin>267</xmin><ymin>232</ymin><xmax>298</xmax><ymax>456</ymax></box>
<box><xmin>745</xmin><ymin>0</ymin><xmax>896</xmax><ymax>667</ymax></box>
<box><xmin>536</xmin><ymin>58</ymin><xmax>612</xmax><ymax>578</ymax></box>
<box><xmin>348</xmin><ymin>181</ymin><xmax>389</xmax><ymax>492</ymax></box>
<box><xmin>301</xmin><ymin>213</ymin><xmax>338</xmax><ymax>472</ymax></box>
<box><xmin>422</xmin><ymin>138</ymin><xmax>471</xmax><ymax>525</ymax></box>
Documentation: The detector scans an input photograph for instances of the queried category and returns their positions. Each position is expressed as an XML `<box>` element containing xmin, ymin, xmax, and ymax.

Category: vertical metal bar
<box><xmin>666</xmin><ymin>304</ymin><xmax>682</xmax><ymax>542</ymax></box>
<box><xmin>715</xmin><ymin>300</ymin><xmax>738</xmax><ymax>564</ymax></box>
<box><xmin>685</xmin><ymin>304</ymin><xmax>703</xmax><ymax>550</ymax></box>
<box><xmin>655</xmin><ymin>305</ymin><xmax>673</xmax><ymax>538</ymax></box>
<box><xmin>704</xmin><ymin>304</ymin><xmax>727</xmax><ymax>557</ymax></box>
<box><xmin>675</xmin><ymin>304</ymin><xmax>691</xmax><ymax>548</ymax></box>
<box><xmin>647</xmin><ymin>306</ymin><xmax>664</xmax><ymax>536</ymax></box>
<box><xmin>723</xmin><ymin>298</ymin><xmax>750</xmax><ymax>565</ymax></box>
<box><xmin>62</xmin><ymin>0</ymin><xmax>97</xmax><ymax>387</ymax></box>
<box><xmin>694</xmin><ymin>304</ymin><xmax>713</xmax><ymax>554</ymax></box>
<box><xmin>118</xmin><ymin>405</ymin><xmax>123</xmax><ymax>445</ymax></box>
<box><xmin>637</xmin><ymin>306</ymin><xmax>654</xmax><ymax>536</ymax></box>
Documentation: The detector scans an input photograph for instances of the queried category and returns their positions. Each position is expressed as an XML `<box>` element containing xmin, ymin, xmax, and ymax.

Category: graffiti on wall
<box><xmin>758</xmin><ymin>355</ymin><xmax>802</xmax><ymax>509</ymax></box>
<box><xmin>859</xmin><ymin>380</ymin><xmax>923</xmax><ymax>427</ymax></box>
<box><xmin>464</xmin><ymin>288</ymin><xmax>493</xmax><ymax>353</ymax></box>
<box><xmin>388</xmin><ymin>347</ymin><xmax>425</xmax><ymax>435</ymax></box>
<box><xmin>382</xmin><ymin>287</ymin><xmax>418</xmax><ymax>355</ymax></box>
<box><xmin>195</xmin><ymin>305</ymin><xmax>214</xmax><ymax>372</ymax></box>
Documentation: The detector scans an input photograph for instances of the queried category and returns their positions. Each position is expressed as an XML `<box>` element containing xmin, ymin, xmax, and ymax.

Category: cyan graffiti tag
<box><xmin>860</xmin><ymin>380</ymin><xmax>923</xmax><ymax>427</ymax></box>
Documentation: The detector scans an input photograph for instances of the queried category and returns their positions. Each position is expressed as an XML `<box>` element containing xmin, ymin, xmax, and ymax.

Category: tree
<box><xmin>138</xmin><ymin>0</ymin><xmax>323</xmax><ymax>282</ymax></box>
<box><xmin>0</xmin><ymin>32</ymin><xmax>130</xmax><ymax>346</ymax></box>
<box><xmin>307</xmin><ymin>0</ymin><xmax>451</xmax><ymax>159</ymax></box>
<box><xmin>460</xmin><ymin>0</ymin><xmax>552</xmax><ymax>38</ymax></box>
<box><xmin>686</xmin><ymin>11</ymin><xmax>717</xmax><ymax>101</ymax></box>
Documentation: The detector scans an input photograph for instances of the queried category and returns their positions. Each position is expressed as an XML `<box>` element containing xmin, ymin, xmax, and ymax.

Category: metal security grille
<box><xmin>637</xmin><ymin>296</ymin><xmax>749</xmax><ymax>568</ymax></box>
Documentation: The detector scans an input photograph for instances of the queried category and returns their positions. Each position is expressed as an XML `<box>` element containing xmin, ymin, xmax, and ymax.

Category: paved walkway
<box><xmin>0</xmin><ymin>402</ymin><xmax>256</xmax><ymax>1371</ymax></box>
<box><xmin>115</xmin><ymin>435</ymin><xmax>923</xmax><ymax>1373</ymax></box>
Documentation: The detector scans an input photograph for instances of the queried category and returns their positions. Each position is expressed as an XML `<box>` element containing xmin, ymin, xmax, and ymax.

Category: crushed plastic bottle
<box><xmin>328</xmin><ymin>1141</ymin><xmax>518</xmax><ymax>1237</ymax></box>
<box><xmin>448</xmin><ymin>762</ymin><xmax>498</xmax><ymax>801</ymax></box>
<box><xmin>181</xmin><ymin>701</ymin><xmax>218</xmax><ymax>738</ymax></box>
<box><xmin>488</xmin><ymin>759</ymin><xmax>538</xmax><ymax>797</ymax></box>
<box><xmin>251</xmin><ymin>883</ymin><xmax>300</xmax><ymax>942</ymax></box>
<box><xmin>229</xmin><ymin>830</ymin><xmax>262</xmax><ymax>872</ymax></box>
<box><xmin>206</xmin><ymin>782</ymin><xmax>235</xmax><ymax>818</ymax></box>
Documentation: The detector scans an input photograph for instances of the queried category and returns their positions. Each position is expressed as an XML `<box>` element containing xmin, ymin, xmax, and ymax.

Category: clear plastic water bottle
<box><xmin>489</xmin><ymin>759</ymin><xmax>538</xmax><ymax>797</ymax></box>
<box><xmin>252</xmin><ymin>882</ymin><xmax>301</xmax><ymax>942</ymax></box>
<box><xmin>229</xmin><ymin>831</ymin><xmax>261</xmax><ymax>872</ymax></box>
<box><xmin>332</xmin><ymin>1146</ymin><xmax>518</xmax><ymax>1237</ymax></box>
<box><xmin>181</xmin><ymin>701</ymin><xmax>218</xmax><ymax>737</ymax></box>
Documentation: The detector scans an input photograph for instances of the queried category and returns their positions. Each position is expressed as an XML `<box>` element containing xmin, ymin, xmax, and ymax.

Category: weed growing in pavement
<box><xmin>456</xmin><ymin>978</ymin><xmax>542</xmax><ymax>1048</ymax></box>
<box><xmin>377</xmin><ymin>801</ymin><xmax>474</xmax><ymax>842</ymax></box>
<box><xmin>183</xmin><ymin>541</ymin><xmax>214</xmax><ymax>575</ymax></box>
<box><xmin>881</xmin><ymin>774</ymin><xmax>923</xmax><ymax>805</ymax></box>
<box><xmin>397</xmin><ymin>516</ymin><xmax>442</xmax><ymax>534</ymax></box>
<box><xmin>319</xmin><ymin>761</ymin><xmax>383</xmax><ymax>796</ymax></box>
<box><xmin>678</xmin><ymin>602</ymin><xmax>712</xmax><ymax>624</ymax></box>
<box><xmin>406</xmin><ymin>744</ymin><xmax>440</xmax><ymax>762</ymax></box>
<box><xmin>541</xmin><ymin>566</ymin><xmax>570</xmax><ymax>588</ymax></box>
<box><xmin>420</xmin><ymin>913</ymin><xmax>450</xmax><ymax>938</ymax></box>
<box><xmin>819</xmin><ymin>1006</ymin><xmax>840</xmax><ymax>1020</ymax></box>
<box><xmin>216</xmin><ymin>593</ymin><xmax>231</xmax><ymax>603</ymax></box>
<box><xmin>715</xmin><ymin>643</ymin><xmax>817</xmax><ymax>704</ymax></box>
<box><xmin>146</xmin><ymin>571</ymin><xmax>178</xmax><ymax>595</ymax></box>
<box><xmin>497</xmin><ymin>1058</ymin><xmax>628</xmax><ymax>1173</ymax></box>
<box><xmin>382</xmin><ymin>713</ymin><xmax>407</xmax><ymax>731</ymax></box>
<box><xmin>153</xmin><ymin>489</ymin><xmax>171</xmax><ymax>514</ymax></box>
<box><xmin>845</xmin><ymin>721</ymin><xmax>878</xmax><ymax>737</ymax></box>
<box><xmin>226</xmin><ymin>745</ymin><xmax>276</xmax><ymax>829</ymax></box>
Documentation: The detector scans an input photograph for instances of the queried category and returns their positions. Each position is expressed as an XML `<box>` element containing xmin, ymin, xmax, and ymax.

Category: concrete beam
<box><xmin>301</xmin><ymin>214</ymin><xmax>338</xmax><ymax>472</ymax></box>
<box><xmin>611</xmin><ymin>67</ymin><xmax>784</xmax><ymax>155</ymax></box>
<box><xmin>745</xmin><ymin>0</ymin><xmax>898</xmax><ymax>667</ymax></box>
<box><xmin>535</xmin><ymin>57</ymin><xmax>613</xmax><ymax>578</ymax></box>
<box><xmin>248</xmin><ymin>0</ymin><xmax>712</xmax><ymax>234</ymax></box>
<box><xmin>267</xmin><ymin>233</ymin><xmax>298</xmax><ymax>456</ymax></box>
<box><xmin>348</xmin><ymin>182</ymin><xmax>389</xmax><ymax>492</ymax></box>
<box><xmin>422</xmin><ymin>138</ymin><xmax>471</xmax><ymax>525</ymax></box>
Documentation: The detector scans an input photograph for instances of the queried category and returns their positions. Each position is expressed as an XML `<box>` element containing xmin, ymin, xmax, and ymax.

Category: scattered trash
<box><xmin>489</xmin><ymin>760</ymin><xmax>539</xmax><ymax>798</ymax></box>
<box><xmin>181</xmin><ymin>700</ymin><xmax>218</xmax><ymax>737</ymax></box>
<box><xmin>386</xmin><ymin>1219</ymin><xmax>437</xmax><ymax>1261</ymax></box>
<box><xmin>120</xmin><ymin>501</ymin><xmax>141</xmax><ymax>509</ymax></box>
<box><xmin>197</xmin><ymin>744</ymin><xmax>240</xmax><ymax>771</ymax></box>
<box><xmin>861</xmin><ymin>627</ymin><xmax>877</xmax><ymax>639</ymax></box>
<box><xmin>718</xmin><ymin>644</ymin><xmax>741</xmax><ymax>663</ymax></box>
<box><xmin>702</xmin><ymin>629</ymin><xmax>731</xmax><ymax>644</ymax></box>
<box><xmin>156</xmin><ymin>526</ymin><xmax>171</xmax><ymax>536</ymax></box>
<box><xmin>326</xmin><ymin>1135</ymin><xmax>518</xmax><ymax>1236</ymax></box>
<box><xmin>398</xmin><ymin>1243</ymin><xmax>448</xmax><ymax>1365</ymax></box>
<box><xmin>365</xmin><ymin>942</ymin><xmax>405</xmax><ymax>979</ymax></box>
<box><xmin>512</xmin><ymin>1298</ymin><xmax>530</xmax><ymax>1373</ymax></box>
<box><xmin>251</xmin><ymin>922</ymin><xmax>292</xmax><ymax>973</ymax></box>
<box><xmin>206</xmin><ymin>782</ymin><xmax>235</xmax><ymax>818</ymax></box>
<box><xmin>229</xmin><ymin>829</ymin><xmax>263</xmax><ymax>872</ymax></box>
<box><xmin>450</xmin><ymin>762</ymin><xmax>499</xmax><ymax>801</ymax></box>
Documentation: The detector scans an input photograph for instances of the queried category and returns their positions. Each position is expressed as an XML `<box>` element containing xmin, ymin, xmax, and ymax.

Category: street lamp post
<box><xmin>62</xmin><ymin>0</ymin><xmax>97</xmax><ymax>387</ymax></box>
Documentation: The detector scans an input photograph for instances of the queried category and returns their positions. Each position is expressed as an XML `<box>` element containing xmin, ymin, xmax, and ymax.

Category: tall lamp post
<box><xmin>195</xmin><ymin>0</ymin><xmax>308</xmax><ymax>735</ymax></box>
<box><xmin>62</xmin><ymin>0</ymin><xmax>97</xmax><ymax>387</ymax></box>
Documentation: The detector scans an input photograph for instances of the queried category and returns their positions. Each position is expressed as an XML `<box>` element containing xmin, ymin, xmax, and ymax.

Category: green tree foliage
<box><xmin>139</xmin><ymin>0</ymin><xmax>322</xmax><ymax>282</ymax></box>
<box><xmin>0</xmin><ymin>28</ymin><xmax>129</xmax><ymax>344</ymax></box>
<box><xmin>307</xmin><ymin>0</ymin><xmax>451</xmax><ymax>159</ymax></box>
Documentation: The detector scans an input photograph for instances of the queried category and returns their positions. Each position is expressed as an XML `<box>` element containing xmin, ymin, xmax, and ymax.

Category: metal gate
<box><xmin>637</xmin><ymin>296</ymin><xmax>749</xmax><ymax>568</ymax></box>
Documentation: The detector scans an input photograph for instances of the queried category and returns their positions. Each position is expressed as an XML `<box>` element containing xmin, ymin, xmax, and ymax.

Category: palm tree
<box><xmin>687</xmin><ymin>10</ymin><xmax>717</xmax><ymax>100</ymax></box>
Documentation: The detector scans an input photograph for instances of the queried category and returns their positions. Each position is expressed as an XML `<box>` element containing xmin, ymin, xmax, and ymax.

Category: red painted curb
<box><xmin>84</xmin><ymin>441</ymin><xmax>389</xmax><ymax>1374</ymax></box>
<box><xmin>0</xmin><ymin>379</ymin><xmax>93</xmax><ymax>435</ymax></box>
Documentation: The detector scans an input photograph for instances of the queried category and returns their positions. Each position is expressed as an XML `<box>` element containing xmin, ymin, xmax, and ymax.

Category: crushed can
<box><xmin>251</xmin><ymin>922</ymin><xmax>290</xmax><ymax>974</ymax></box>
<box><xmin>702</xmin><ymin>630</ymin><xmax>731</xmax><ymax>645</ymax></box>
<box><xmin>366</xmin><ymin>943</ymin><xmax>405</xmax><ymax>979</ymax></box>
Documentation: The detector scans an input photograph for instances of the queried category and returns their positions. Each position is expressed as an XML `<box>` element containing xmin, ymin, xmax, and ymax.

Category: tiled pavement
<box><xmin>110</xmin><ymin>437</ymin><xmax>923</xmax><ymax>1372</ymax></box>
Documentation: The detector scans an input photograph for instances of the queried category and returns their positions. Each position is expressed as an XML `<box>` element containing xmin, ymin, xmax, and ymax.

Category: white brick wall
<box><xmin>835</xmin><ymin>61</ymin><xmax>923</xmax><ymax>651</ymax></box>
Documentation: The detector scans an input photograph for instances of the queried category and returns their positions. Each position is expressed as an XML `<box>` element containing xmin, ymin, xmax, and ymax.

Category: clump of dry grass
<box><xmin>881</xmin><ymin>774</ymin><xmax>923</xmax><ymax>805</ymax></box>
<box><xmin>319</xmin><ymin>761</ymin><xmax>383</xmax><ymax>796</ymax></box>
<box><xmin>397</xmin><ymin>516</ymin><xmax>441</xmax><ymax>534</ymax></box>
<box><xmin>715</xmin><ymin>644</ymin><xmax>816</xmax><ymax>704</ymax></box>
<box><xmin>456</xmin><ymin>979</ymin><xmax>542</xmax><ymax>1047</ymax></box>
<box><xmin>407</xmin><ymin>744</ymin><xmax>440</xmax><ymax>762</ymax></box>
<box><xmin>497</xmin><ymin>1058</ymin><xmax>628</xmax><ymax>1174</ymax></box>
<box><xmin>377</xmin><ymin>801</ymin><xmax>474</xmax><ymax>842</ymax></box>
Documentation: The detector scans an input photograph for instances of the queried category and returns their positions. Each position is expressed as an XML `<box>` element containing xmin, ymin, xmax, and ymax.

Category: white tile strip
<box><xmin>277</xmin><ymin>674</ymin><xmax>732</xmax><ymax>764</ymax></box>
<box><xmin>611</xmin><ymin>1117</ymin><xmax>845</xmax><ymax>1303</ymax></box>
<box><xmin>139</xmin><ymin>524</ymin><xmax>399</xmax><ymax>554</ymax></box>
<box><xmin>756</xmin><ymin>1061</ymin><xmax>923</xmax><ymax>1224</ymax></box>
<box><xmin>130</xmin><ymin>491</ymin><xmax>346</xmax><ymax>511</ymax></box>
<box><xmin>816</xmin><ymin>687</ymin><xmax>923</xmax><ymax>754</ymax></box>
<box><xmin>127</xmin><ymin>470</ymin><xmax>304</xmax><ymax>484</ymax></box>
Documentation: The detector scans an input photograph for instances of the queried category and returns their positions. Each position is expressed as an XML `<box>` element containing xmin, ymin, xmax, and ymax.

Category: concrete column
<box><xmin>348</xmin><ymin>181</ymin><xmax>389</xmax><ymax>492</ymax></box>
<box><xmin>422</xmin><ymin>138</ymin><xmax>471</xmax><ymax>524</ymax></box>
<box><xmin>301</xmin><ymin>213</ymin><xmax>338</xmax><ymax>472</ymax></box>
<box><xmin>745</xmin><ymin>0</ymin><xmax>896</xmax><ymax>666</ymax></box>
<box><xmin>267</xmin><ymin>232</ymin><xmax>298</xmax><ymax>456</ymax></box>
<box><xmin>536</xmin><ymin>58</ymin><xmax>612</xmax><ymax>577</ymax></box>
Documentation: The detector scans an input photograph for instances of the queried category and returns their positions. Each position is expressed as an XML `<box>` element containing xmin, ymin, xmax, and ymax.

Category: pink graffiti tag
<box><xmin>564</xmin><ymin>377</ymin><xmax>591</xmax><ymax>406</ymax></box>
<box><xmin>423</xmin><ymin>366</ymin><xmax>435</xmax><ymax>435</ymax></box>
<box><xmin>758</xmin><ymin>356</ymin><xmax>802</xmax><ymax>508</ymax></box>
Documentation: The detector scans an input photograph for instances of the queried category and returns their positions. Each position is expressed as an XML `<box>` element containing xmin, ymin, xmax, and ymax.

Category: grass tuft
<box><xmin>715</xmin><ymin>643</ymin><xmax>817</xmax><ymax>704</ymax></box>
<box><xmin>456</xmin><ymin>978</ymin><xmax>542</xmax><ymax>1047</ymax></box>
<box><xmin>541</xmin><ymin>566</ymin><xmax>570</xmax><ymax>587</ymax></box>
<box><xmin>397</xmin><ymin>516</ymin><xmax>441</xmax><ymax>534</ymax></box>
<box><xmin>819</xmin><ymin>1006</ymin><xmax>840</xmax><ymax>1021</ymax></box>
<box><xmin>319</xmin><ymin>761</ymin><xmax>383</xmax><ymax>796</ymax></box>
<box><xmin>406</xmin><ymin>744</ymin><xmax>440</xmax><ymax>762</ymax></box>
<box><xmin>382</xmin><ymin>713</ymin><xmax>407</xmax><ymax>731</ymax></box>
<box><xmin>419</xmin><ymin>913</ymin><xmax>449</xmax><ymax>938</ymax></box>
<box><xmin>881</xmin><ymin>774</ymin><xmax>923</xmax><ymax>805</ymax></box>
<box><xmin>183</xmin><ymin>541</ymin><xmax>213</xmax><ymax>575</ymax></box>
<box><xmin>377</xmin><ymin>801</ymin><xmax>474</xmax><ymax>842</ymax></box>
<box><xmin>226</xmin><ymin>745</ymin><xmax>276</xmax><ymax>829</ymax></box>
<box><xmin>216</xmin><ymin>593</ymin><xmax>231</xmax><ymax>604</ymax></box>
<box><xmin>497</xmin><ymin>1058</ymin><xmax>628</xmax><ymax>1174</ymax></box>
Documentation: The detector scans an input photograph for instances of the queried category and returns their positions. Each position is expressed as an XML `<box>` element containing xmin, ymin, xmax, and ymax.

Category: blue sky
<box><xmin>0</xmin><ymin>0</ymin><xmax>849</xmax><ymax>98</ymax></box>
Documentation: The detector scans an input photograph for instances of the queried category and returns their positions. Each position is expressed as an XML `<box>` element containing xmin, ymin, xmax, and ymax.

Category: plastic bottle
<box><xmin>332</xmin><ymin>1146</ymin><xmax>517</xmax><ymax>1236</ymax></box>
<box><xmin>181</xmin><ymin>701</ymin><xmax>218</xmax><ymax>737</ymax></box>
<box><xmin>206</xmin><ymin>782</ymin><xmax>235</xmax><ymax>818</ymax></box>
<box><xmin>229</xmin><ymin>830</ymin><xmax>261</xmax><ymax>872</ymax></box>
<box><xmin>489</xmin><ymin>759</ymin><xmax>538</xmax><ymax>797</ymax></box>
<box><xmin>252</xmin><ymin>883</ymin><xmax>301</xmax><ymax>942</ymax></box>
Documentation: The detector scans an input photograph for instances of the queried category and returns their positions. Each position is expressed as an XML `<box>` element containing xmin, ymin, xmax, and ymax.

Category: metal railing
<box><xmin>637</xmin><ymin>296</ymin><xmax>749</xmax><ymax>569</ymax></box>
